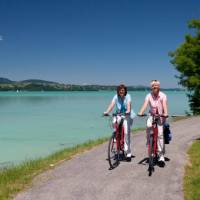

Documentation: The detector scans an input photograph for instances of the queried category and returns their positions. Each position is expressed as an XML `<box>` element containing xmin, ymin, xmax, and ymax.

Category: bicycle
<box><xmin>138</xmin><ymin>113</ymin><xmax>168</xmax><ymax>176</ymax></box>
<box><xmin>104</xmin><ymin>113</ymin><xmax>127</xmax><ymax>169</ymax></box>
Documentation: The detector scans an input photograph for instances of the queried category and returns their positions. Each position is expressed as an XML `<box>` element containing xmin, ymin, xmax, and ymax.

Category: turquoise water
<box><xmin>0</xmin><ymin>91</ymin><xmax>189</xmax><ymax>166</ymax></box>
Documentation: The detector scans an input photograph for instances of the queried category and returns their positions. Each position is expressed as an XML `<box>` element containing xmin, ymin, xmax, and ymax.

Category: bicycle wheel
<box><xmin>148</xmin><ymin>135</ymin><xmax>154</xmax><ymax>176</ymax></box>
<box><xmin>108</xmin><ymin>133</ymin><xmax>119</xmax><ymax>169</ymax></box>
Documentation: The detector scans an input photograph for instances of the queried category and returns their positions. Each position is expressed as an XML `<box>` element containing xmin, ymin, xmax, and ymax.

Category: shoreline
<box><xmin>0</xmin><ymin>116</ymin><xmax>191</xmax><ymax>200</ymax></box>
<box><xmin>0</xmin><ymin>126</ymin><xmax>145</xmax><ymax>200</ymax></box>
<box><xmin>0</xmin><ymin>137</ymin><xmax>109</xmax><ymax>200</ymax></box>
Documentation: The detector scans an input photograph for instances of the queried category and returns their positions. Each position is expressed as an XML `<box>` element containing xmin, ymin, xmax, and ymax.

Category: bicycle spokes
<box><xmin>108</xmin><ymin>134</ymin><xmax>119</xmax><ymax>169</ymax></box>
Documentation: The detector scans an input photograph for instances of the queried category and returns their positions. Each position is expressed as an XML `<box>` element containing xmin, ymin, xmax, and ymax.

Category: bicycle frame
<box><xmin>138</xmin><ymin>113</ymin><xmax>168</xmax><ymax>175</ymax></box>
<box><xmin>106</xmin><ymin>113</ymin><xmax>127</xmax><ymax>169</ymax></box>
<box><xmin>147</xmin><ymin>115</ymin><xmax>159</xmax><ymax>157</ymax></box>
<box><xmin>112</xmin><ymin>115</ymin><xmax>125</xmax><ymax>152</ymax></box>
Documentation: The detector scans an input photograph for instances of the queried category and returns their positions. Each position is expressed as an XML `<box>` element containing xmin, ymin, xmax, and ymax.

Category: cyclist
<box><xmin>138</xmin><ymin>80</ymin><xmax>168</xmax><ymax>167</ymax></box>
<box><xmin>104</xmin><ymin>84</ymin><xmax>135</xmax><ymax>162</ymax></box>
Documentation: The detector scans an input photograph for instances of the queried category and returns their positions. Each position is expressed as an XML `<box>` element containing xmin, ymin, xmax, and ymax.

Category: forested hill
<box><xmin>0</xmin><ymin>77</ymin><xmax>183</xmax><ymax>91</ymax></box>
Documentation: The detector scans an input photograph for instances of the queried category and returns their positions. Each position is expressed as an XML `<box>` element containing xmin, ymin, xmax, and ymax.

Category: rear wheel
<box><xmin>108</xmin><ymin>133</ymin><xmax>119</xmax><ymax>169</ymax></box>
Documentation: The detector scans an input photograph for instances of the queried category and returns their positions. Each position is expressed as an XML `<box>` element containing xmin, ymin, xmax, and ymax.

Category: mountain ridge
<box><xmin>0</xmin><ymin>77</ymin><xmax>183</xmax><ymax>91</ymax></box>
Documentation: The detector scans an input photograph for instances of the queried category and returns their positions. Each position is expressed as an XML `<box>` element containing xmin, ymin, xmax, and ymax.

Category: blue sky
<box><xmin>0</xmin><ymin>0</ymin><xmax>199</xmax><ymax>87</ymax></box>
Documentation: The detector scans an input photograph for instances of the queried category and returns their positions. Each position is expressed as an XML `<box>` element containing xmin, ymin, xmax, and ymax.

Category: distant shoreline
<box><xmin>0</xmin><ymin>77</ymin><xmax>184</xmax><ymax>92</ymax></box>
<box><xmin>0</xmin><ymin>89</ymin><xmax>185</xmax><ymax>92</ymax></box>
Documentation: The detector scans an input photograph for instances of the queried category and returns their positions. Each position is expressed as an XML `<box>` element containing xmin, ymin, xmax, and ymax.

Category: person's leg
<box><xmin>147</xmin><ymin>116</ymin><xmax>153</xmax><ymax>128</ymax></box>
<box><xmin>128</xmin><ymin>117</ymin><xmax>133</xmax><ymax>155</ymax></box>
<box><xmin>123</xmin><ymin>119</ymin><xmax>129</xmax><ymax>154</ymax></box>
<box><xmin>123</xmin><ymin>118</ymin><xmax>132</xmax><ymax>160</ymax></box>
<box><xmin>157</xmin><ymin>124</ymin><xmax>165</xmax><ymax>165</ymax></box>
<box><xmin>116</xmin><ymin>115</ymin><xmax>122</xmax><ymax>125</ymax></box>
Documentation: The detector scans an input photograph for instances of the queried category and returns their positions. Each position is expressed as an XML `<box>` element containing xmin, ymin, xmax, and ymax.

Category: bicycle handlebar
<box><xmin>103</xmin><ymin>113</ymin><xmax>129</xmax><ymax>117</ymax></box>
<box><xmin>137</xmin><ymin>113</ymin><xmax>168</xmax><ymax>118</ymax></box>
<box><xmin>137</xmin><ymin>114</ymin><xmax>148</xmax><ymax>117</ymax></box>
<box><xmin>103</xmin><ymin>113</ymin><xmax>110</xmax><ymax>117</ymax></box>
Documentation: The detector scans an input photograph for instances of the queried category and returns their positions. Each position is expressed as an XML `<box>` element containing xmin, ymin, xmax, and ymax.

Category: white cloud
<box><xmin>0</xmin><ymin>35</ymin><xmax>3</xmax><ymax>41</ymax></box>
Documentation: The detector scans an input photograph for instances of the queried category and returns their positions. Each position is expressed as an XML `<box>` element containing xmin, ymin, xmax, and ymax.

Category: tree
<box><xmin>169</xmin><ymin>19</ymin><xmax>200</xmax><ymax>115</ymax></box>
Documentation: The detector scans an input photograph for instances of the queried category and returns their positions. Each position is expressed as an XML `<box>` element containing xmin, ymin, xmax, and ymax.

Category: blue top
<box><xmin>112</xmin><ymin>94</ymin><xmax>131</xmax><ymax>113</ymax></box>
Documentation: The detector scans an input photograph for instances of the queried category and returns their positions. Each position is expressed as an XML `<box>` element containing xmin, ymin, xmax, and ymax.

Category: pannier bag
<box><xmin>163</xmin><ymin>122</ymin><xmax>172</xmax><ymax>144</ymax></box>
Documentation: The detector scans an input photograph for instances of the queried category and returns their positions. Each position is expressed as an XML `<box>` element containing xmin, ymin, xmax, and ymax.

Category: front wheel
<box><xmin>108</xmin><ymin>133</ymin><xmax>119</xmax><ymax>169</ymax></box>
<box><xmin>148</xmin><ymin>134</ymin><xmax>154</xmax><ymax>176</ymax></box>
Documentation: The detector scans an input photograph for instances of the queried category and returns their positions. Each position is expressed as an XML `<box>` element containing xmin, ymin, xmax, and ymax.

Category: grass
<box><xmin>0</xmin><ymin>137</ymin><xmax>108</xmax><ymax>200</ymax></box>
<box><xmin>132</xmin><ymin>127</ymin><xmax>146</xmax><ymax>132</ymax></box>
<box><xmin>184</xmin><ymin>139</ymin><xmax>200</xmax><ymax>200</ymax></box>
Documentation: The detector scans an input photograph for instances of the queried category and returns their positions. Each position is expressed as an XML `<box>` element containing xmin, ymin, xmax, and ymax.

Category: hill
<box><xmin>0</xmin><ymin>77</ymin><xmax>14</xmax><ymax>84</ymax></box>
<box><xmin>20</xmin><ymin>79</ymin><xmax>58</xmax><ymax>84</ymax></box>
<box><xmin>0</xmin><ymin>77</ymin><xmax>184</xmax><ymax>91</ymax></box>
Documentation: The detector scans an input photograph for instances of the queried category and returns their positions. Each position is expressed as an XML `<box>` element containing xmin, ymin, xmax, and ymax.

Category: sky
<box><xmin>0</xmin><ymin>0</ymin><xmax>200</xmax><ymax>87</ymax></box>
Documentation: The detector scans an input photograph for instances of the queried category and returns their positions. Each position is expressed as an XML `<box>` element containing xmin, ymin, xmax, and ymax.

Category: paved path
<box><xmin>14</xmin><ymin>117</ymin><xmax>200</xmax><ymax>200</ymax></box>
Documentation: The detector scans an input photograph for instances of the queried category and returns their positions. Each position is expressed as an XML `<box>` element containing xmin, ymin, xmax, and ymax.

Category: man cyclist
<box><xmin>104</xmin><ymin>84</ymin><xmax>135</xmax><ymax>162</ymax></box>
<box><xmin>138</xmin><ymin>80</ymin><xmax>168</xmax><ymax>167</ymax></box>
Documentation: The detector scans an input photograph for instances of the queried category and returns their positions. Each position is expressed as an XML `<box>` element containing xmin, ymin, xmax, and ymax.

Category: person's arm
<box><xmin>163</xmin><ymin>96</ymin><xmax>168</xmax><ymax>116</ymax></box>
<box><xmin>126</xmin><ymin>101</ymin><xmax>131</xmax><ymax>114</ymax></box>
<box><xmin>125</xmin><ymin>94</ymin><xmax>131</xmax><ymax>114</ymax></box>
<box><xmin>104</xmin><ymin>100</ymin><xmax>115</xmax><ymax>115</ymax></box>
<box><xmin>138</xmin><ymin>95</ymin><xmax>149</xmax><ymax>115</ymax></box>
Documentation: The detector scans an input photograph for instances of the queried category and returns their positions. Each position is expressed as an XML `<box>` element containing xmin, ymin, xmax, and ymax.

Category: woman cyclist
<box><xmin>138</xmin><ymin>80</ymin><xmax>168</xmax><ymax>167</ymax></box>
<box><xmin>104</xmin><ymin>84</ymin><xmax>135</xmax><ymax>162</ymax></box>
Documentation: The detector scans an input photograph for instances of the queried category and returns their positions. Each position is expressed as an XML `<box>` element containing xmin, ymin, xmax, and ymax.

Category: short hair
<box><xmin>150</xmin><ymin>80</ymin><xmax>160</xmax><ymax>87</ymax></box>
<box><xmin>117</xmin><ymin>84</ymin><xmax>127</xmax><ymax>96</ymax></box>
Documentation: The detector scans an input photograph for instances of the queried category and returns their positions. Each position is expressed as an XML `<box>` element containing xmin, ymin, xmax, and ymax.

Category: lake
<box><xmin>0</xmin><ymin>91</ymin><xmax>189</xmax><ymax>167</ymax></box>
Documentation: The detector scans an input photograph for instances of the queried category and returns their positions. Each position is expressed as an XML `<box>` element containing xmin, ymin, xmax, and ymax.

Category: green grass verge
<box><xmin>132</xmin><ymin>127</ymin><xmax>145</xmax><ymax>132</ymax></box>
<box><xmin>0</xmin><ymin>137</ymin><xmax>108</xmax><ymax>200</ymax></box>
<box><xmin>184</xmin><ymin>139</ymin><xmax>200</xmax><ymax>200</ymax></box>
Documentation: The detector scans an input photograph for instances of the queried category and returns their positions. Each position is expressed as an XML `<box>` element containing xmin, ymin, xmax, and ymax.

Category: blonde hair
<box><xmin>150</xmin><ymin>80</ymin><xmax>160</xmax><ymax>87</ymax></box>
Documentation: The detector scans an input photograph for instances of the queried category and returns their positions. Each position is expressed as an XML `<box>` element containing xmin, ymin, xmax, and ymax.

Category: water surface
<box><xmin>0</xmin><ymin>91</ymin><xmax>189</xmax><ymax>166</ymax></box>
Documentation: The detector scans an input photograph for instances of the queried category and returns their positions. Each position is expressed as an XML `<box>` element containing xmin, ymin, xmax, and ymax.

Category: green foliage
<box><xmin>170</xmin><ymin>19</ymin><xmax>200</xmax><ymax>115</ymax></box>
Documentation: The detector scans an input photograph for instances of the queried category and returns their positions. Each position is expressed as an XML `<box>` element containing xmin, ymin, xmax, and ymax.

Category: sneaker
<box><xmin>158</xmin><ymin>155</ymin><xmax>165</xmax><ymax>167</ymax></box>
<box><xmin>126</xmin><ymin>157</ymin><xmax>132</xmax><ymax>162</ymax></box>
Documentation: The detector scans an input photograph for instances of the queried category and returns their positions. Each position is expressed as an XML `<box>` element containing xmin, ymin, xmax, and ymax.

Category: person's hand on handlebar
<box><xmin>137</xmin><ymin>112</ymin><xmax>143</xmax><ymax>116</ymax></box>
<box><xmin>103</xmin><ymin>111</ymin><xmax>109</xmax><ymax>116</ymax></box>
<box><xmin>161</xmin><ymin>113</ymin><xmax>168</xmax><ymax>118</ymax></box>
<box><xmin>137</xmin><ymin>112</ymin><xmax>146</xmax><ymax>116</ymax></box>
